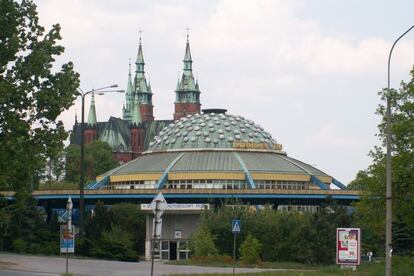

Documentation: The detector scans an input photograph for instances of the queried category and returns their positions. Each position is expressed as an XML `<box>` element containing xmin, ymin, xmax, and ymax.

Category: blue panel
<box><xmin>155</xmin><ymin>153</ymin><xmax>185</xmax><ymax>189</ymax></box>
<box><xmin>233</xmin><ymin>152</ymin><xmax>256</xmax><ymax>188</ymax></box>
<box><xmin>88</xmin><ymin>176</ymin><xmax>110</xmax><ymax>190</ymax></box>
<box><xmin>310</xmin><ymin>175</ymin><xmax>329</xmax><ymax>190</ymax></box>
<box><xmin>332</xmin><ymin>178</ymin><xmax>347</xmax><ymax>190</ymax></box>
<box><xmin>34</xmin><ymin>193</ymin><xmax>359</xmax><ymax>201</ymax></box>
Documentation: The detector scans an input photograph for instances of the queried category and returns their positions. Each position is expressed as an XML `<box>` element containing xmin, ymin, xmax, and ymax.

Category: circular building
<box><xmin>95</xmin><ymin>108</ymin><xmax>353</xmax><ymax>261</ymax></box>
<box><xmin>102</xmin><ymin>109</ymin><xmax>338</xmax><ymax>194</ymax></box>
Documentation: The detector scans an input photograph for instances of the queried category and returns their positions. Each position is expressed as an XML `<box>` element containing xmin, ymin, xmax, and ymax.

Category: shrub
<box><xmin>189</xmin><ymin>226</ymin><xmax>218</xmax><ymax>257</ymax></box>
<box><xmin>239</xmin><ymin>233</ymin><xmax>262</xmax><ymax>265</ymax></box>
<box><xmin>12</xmin><ymin>238</ymin><xmax>26</xmax><ymax>253</ymax></box>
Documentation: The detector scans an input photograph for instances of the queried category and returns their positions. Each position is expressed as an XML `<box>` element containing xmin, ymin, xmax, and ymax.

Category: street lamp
<box><xmin>78</xmin><ymin>85</ymin><xmax>124</xmax><ymax>236</ymax></box>
<box><xmin>385</xmin><ymin>24</ymin><xmax>414</xmax><ymax>276</ymax></box>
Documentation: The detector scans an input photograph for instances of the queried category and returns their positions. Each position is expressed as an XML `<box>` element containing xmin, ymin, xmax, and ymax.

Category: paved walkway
<box><xmin>0</xmin><ymin>253</ymin><xmax>275</xmax><ymax>275</ymax></box>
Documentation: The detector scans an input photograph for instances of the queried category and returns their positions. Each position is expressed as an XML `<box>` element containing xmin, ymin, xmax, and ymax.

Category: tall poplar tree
<box><xmin>0</xmin><ymin>0</ymin><xmax>80</xmax><ymax>190</ymax></box>
<box><xmin>351</xmin><ymin>67</ymin><xmax>414</xmax><ymax>255</ymax></box>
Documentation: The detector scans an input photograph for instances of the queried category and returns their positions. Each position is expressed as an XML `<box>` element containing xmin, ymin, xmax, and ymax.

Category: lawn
<box><xmin>170</xmin><ymin>256</ymin><xmax>414</xmax><ymax>276</ymax></box>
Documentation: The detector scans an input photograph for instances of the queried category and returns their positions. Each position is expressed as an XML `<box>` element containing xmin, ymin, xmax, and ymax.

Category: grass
<box><xmin>170</xmin><ymin>256</ymin><xmax>414</xmax><ymax>276</ymax></box>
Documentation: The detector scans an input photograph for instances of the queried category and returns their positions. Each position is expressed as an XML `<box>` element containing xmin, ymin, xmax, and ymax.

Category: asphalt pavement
<box><xmin>0</xmin><ymin>253</ymin><xmax>275</xmax><ymax>275</ymax></box>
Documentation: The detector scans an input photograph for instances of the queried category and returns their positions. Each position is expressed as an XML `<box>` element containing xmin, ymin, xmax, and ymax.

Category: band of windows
<box><xmin>108</xmin><ymin>179</ymin><xmax>308</xmax><ymax>190</ymax></box>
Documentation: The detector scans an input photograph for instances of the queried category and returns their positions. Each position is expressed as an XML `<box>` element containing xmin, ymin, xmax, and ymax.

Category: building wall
<box><xmin>140</xmin><ymin>104</ymin><xmax>154</xmax><ymax>122</ymax></box>
<box><xmin>174</xmin><ymin>103</ymin><xmax>201</xmax><ymax>121</ymax></box>
<box><xmin>145</xmin><ymin>213</ymin><xmax>202</xmax><ymax>260</ymax></box>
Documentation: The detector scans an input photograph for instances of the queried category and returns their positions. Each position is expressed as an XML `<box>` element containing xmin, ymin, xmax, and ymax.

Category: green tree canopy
<box><xmin>0</xmin><ymin>0</ymin><xmax>80</xmax><ymax>191</ymax></box>
<box><xmin>351</xmin><ymin>66</ymin><xmax>414</xmax><ymax>255</ymax></box>
<box><xmin>65</xmin><ymin>140</ymin><xmax>117</xmax><ymax>182</ymax></box>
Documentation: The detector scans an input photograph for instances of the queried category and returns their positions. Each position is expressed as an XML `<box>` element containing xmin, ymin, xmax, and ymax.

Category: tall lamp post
<box><xmin>78</xmin><ymin>85</ymin><xmax>124</xmax><ymax>236</ymax></box>
<box><xmin>386</xmin><ymin>24</ymin><xmax>414</xmax><ymax>276</ymax></box>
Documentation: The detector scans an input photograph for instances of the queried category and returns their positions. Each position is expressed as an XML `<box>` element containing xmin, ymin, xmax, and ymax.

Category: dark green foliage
<box><xmin>65</xmin><ymin>141</ymin><xmax>118</xmax><ymax>182</ymax></box>
<box><xmin>189</xmin><ymin>226</ymin><xmax>218</xmax><ymax>257</ymax></box>
<box><xmin>194</xmin><ymin>201</ymin><xmax>353</xmax><ymax>264</ymax></box>
<box><xmin>351</xmin><ymin>67</ymin><xmax>414</xmax><ymax>256</ymax></box>
<box><xmin>80</xmin><ymin>202</ymin><xmax>145</xmax><ymax>261</ymax></box>
<box><xmin>0</xmin><ymin>0</ymin><xmax>80</xmax><ymax>191</ymax></box>
<box><xmin>239</xmin><ymin>233</ymin><xmax>262</xmax><ymax>265</ymax></box>
<box><xmin>91</xmin><ymin>226</ymin><xmax>138</xmax><ymax>261</ymax></box>
<box><xmin>0</xmin><ymin>191</ymin><xmax>59</xmax><ymax>255</ymax></box>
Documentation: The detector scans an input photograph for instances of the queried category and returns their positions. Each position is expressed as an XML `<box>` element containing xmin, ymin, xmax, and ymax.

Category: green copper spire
<box><xmin>183</xmin><ymin>34</ymin><xmax>192</xmax><ymax>73</ymax></box>
<box><xmin>133</xmin><ymin>34</ymin><xmax>152</xmax><ymax>105</ymax></box>
<box><xmin>135</xmin><ymin>37</ymin><xmax>145</xmax><ymax>73</ymax></box>
<box><xmin>87</xmin><ymin>92</ymin><xmax>97</xmax><ymax>125</ymax></box>
<box><xmin>175</xmin><ymin>34</ymin><xmax>200</xmax><ymax>101</ymax></box>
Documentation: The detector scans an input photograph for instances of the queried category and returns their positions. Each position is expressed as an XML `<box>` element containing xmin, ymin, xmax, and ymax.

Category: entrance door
<box><xmin>169</xmin><ymin>241</ymin><xmax>177</xmax><ymax>260</ymax></box>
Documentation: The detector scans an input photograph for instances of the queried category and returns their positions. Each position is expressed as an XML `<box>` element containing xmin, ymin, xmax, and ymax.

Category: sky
<box><xmin>35</xmin><ymin>0</ymin><xmax>414</xmax><ymax>185</ymax></box>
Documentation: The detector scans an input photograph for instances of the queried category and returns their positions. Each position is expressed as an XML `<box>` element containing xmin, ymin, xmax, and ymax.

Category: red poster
<box><xmin>336</xmin><ymin>228</ymin><xmax>360</xmax><ymax>265</ymax></box>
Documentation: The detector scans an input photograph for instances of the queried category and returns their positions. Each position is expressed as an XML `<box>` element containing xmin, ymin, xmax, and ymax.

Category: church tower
<box><xmin>85</xmin><ymin>92</ymin><xmax>98</xmax><ymax>144</ymax></box>
<box><xmin>173</xmin><ymin>35</ymin><xmax>201</xmax><ymax>121</ymax></box>
<box><xmin>130</xmin><ymin>92</ymin><xmax>145</xmax><ymax>155</ymax></box>
<box><xmin>122</xmin><ymin>36</ymin><xmax>154</xmax><ymax>123</ymax></box>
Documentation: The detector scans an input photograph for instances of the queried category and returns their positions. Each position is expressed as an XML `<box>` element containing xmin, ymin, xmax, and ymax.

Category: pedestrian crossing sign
<box><xmin>232</xmin><ymin>219</ymin><xmax>241</xmax><ymax>233</ymax></box>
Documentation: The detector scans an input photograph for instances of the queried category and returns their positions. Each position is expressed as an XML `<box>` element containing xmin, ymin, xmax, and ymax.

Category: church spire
<box><xmin>136</xmin><ymin>38</ymin><xmax>145</xmax><ymax>72</ymax></box>
<box><xmin>183</xmin><ymin>30</ymin><xmax>192</xmax><ymax>73</ymax></box>
<box><xmin>173</xmin><ymin>31</ymin><xmax>201</xmax><ymax>121</ymax></box>
<box><xmin>87</xmin><ymin>92</ymin><xmax>97</xmax><ymax>125</ymax></box>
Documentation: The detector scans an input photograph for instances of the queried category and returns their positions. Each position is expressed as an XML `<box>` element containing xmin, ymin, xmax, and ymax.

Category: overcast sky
<box><xmin>35</xmin><ymin>0</ymin><xmax>414</xmax><ymax>184</ymax></box>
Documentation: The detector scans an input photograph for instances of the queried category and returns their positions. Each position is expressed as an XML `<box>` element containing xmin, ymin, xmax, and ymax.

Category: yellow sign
<box><xmin>232</xmin><ymin>141</ymin><xmax>283</xmax><ymax>151</ymax></box>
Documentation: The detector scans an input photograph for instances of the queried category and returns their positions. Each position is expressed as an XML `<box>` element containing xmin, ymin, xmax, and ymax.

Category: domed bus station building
<box><xmin>2</xmin><ymin>36</ymin><xmax>360</xmax><ymax>261</ymax></box>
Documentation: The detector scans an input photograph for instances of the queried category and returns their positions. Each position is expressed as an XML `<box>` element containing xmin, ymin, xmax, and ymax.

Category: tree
<box><xmin>0</xmin><ymin>0</ymin><xmax>80</xmax><ymax>191</ymax></box>
<box><xmin>239</xmin><ymin>233</ymin><xmax>262</xmax><ymax>265</ymax></box>
<box><xmin>352</xmin><ymin>66</ymin><xmax>414</xmax><ymax>255</ymax></box>
<box><xmin>189</xmin><ymin>226</ymin><xmax>218</xmax><ymax>257</ymax></box>
<box><xmin>65</xmin><ymin>141</ymin><xmax>117</xmax><ymax>182</ymax></box>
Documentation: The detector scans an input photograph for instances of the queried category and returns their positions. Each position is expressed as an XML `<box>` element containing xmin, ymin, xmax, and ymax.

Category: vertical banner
<box><xmin>336</xmin><ymin>228</ymin><xmax>360</xmax><ymax>265</ymax></box>
<box><xmin>60</xmin><ymin>225</ymin><xmax>75</xmax><ymax>254</ymax></box>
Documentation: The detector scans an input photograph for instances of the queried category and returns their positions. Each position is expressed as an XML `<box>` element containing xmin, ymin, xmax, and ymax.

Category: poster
<box><xmin>336</xmin><ymin>228</ymin><xmax>360</xmax><ymax>265</ymax></box>
<box><xmin>60</xmin><ymin>225</ymin><xmax>75</xmax><ymax>254</ymax></box>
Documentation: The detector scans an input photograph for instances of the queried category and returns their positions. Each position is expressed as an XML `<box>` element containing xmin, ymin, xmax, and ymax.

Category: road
<box><xmin>0</xmin><ymin>253</ymin><xmax>275</xmax><ymax>275</ymax></box>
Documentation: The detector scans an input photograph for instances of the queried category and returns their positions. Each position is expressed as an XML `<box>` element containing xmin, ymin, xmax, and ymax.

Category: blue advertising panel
<box><xmin>60</xmin><ymin>225</ymin><xmax>75</xmax><ymax>254</ymax></box>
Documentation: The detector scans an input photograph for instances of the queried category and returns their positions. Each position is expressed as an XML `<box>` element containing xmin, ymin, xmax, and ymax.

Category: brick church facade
<box><xmin>71</xmin><ymin>35</ymin><xmax>201</xmax><ymax>164</ymax></box>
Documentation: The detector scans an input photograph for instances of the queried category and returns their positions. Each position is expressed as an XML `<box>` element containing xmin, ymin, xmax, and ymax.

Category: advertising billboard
<box><xmin>60</xmin><ymin>225</ymin><xmax>75</xmax><ymax>254</ymax></box>
<box><xmin>336</xmin><ymin>228</ymin><xmax>360</xmax><ymax>265</ymax></box>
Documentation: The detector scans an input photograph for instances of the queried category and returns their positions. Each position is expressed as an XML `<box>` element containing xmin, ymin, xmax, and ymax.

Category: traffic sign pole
<box><xmin>231</xmin><ymin>219</ymin><xmax>241</xmax><ymax>275</ymax></box>
<box><xmin>150</xmin><ymin>200</ymin><xmax>159</xmax><ymax>276</ymax></box>
<box><xmin>233</xmin><ymin>232</ymin><xmax>236</xmax><ymax>275</ymax></box>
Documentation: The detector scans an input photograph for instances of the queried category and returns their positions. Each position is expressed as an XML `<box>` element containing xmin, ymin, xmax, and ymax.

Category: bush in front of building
<box><xmin>193</xmin><ymin>199</ymin><xmax>354</xmax><ymax>264</ymax></box>
<box><xmin>189</xmin><ymin>225</ymin><xmax>218</xmax><ymax>257</ymax></box>
<box><xmin>239</xmin><ymin>233</ymin><xmax>262</xmax><ymax>265</ymax></box>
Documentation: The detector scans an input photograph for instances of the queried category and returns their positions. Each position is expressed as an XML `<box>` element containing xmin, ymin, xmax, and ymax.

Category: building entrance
<box><xmin>170</xmin><ymin>241</ymin><xmax>177</xmax><ymax>260</ymax></box>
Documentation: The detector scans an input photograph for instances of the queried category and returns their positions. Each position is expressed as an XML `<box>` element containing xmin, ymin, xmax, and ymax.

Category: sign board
<box><xmin>150</xmin><ymin>193</ymin><xmax>167</xmax><ymax>218</ymax></box>
<box><xmin>142</xmin><ymin>203</ymin><xmax>209</xmax><ymax>211</ymax></box>
<box><xmin>336</xmin><ymin>228</ymin><xmax>361</xmax><ymax>265</ymax></box>
<box><xmin>175</xmin><ymin>230</ymin><xmax>182</xmax><ymax>239</ymax></box>
<box><xmin>232</xmin><ymin>219</ymin><xmax>241</xmax><ymax>234</ymax></box>
<box><xmin>60</xmin><ymin>225</ymin><xmax>75</xmax><ymax>254</ymax></box>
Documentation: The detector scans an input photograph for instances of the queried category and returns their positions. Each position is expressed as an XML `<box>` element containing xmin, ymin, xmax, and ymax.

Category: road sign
<box><xmin>150</xmin><ymin>193</ymin><xmax>167</xmax><ymax>218</ymax></box>
<box><xmin>232</xmin><ymin>219</ymin><xmax>241</xmax><ymax>233</ymax></box>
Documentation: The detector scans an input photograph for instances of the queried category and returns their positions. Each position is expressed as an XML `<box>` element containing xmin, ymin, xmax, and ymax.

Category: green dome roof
<box><xmin>148</xmin><ymin>111</ymin><xmax>282</xmax><ymax>152</ymax></box>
